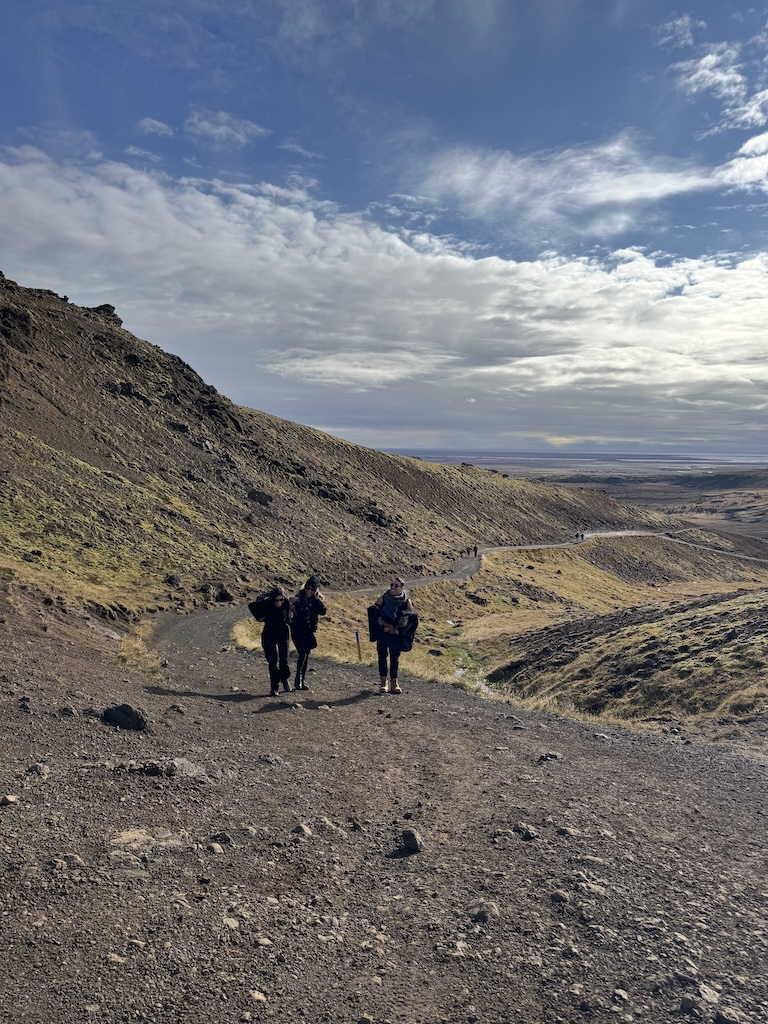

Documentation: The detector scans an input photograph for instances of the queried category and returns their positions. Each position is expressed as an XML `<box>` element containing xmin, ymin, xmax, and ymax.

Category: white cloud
<box><xmin>657</xmin><ymin>15</ymin><xmax>707</xmax><ymax>50</ymax></box>
<box><xmin>1</xmin><ymin>147</ymin><xmax>768</xmax><ymax>449</ymax></box>
<box><xmin>280</xmin><ymin>140</ymin><xmax>325</xmax><ymax>160</ymax></box>
<box><xmin>137</xmin><ymin>117</ymin><xmax>173</xmax><ymax>137</ymax></box>
<box><xmin>672</xmin><ymin>44</ymin><xmax>747</xmax><ymax>105</ymax></box>
<box><xmin>417</xmin><ymin>131</ymin><xmax>711</xmax><ymax>241</ymax></box>
<box><xmin>184</xmin><ymin>109</ymin><xmax>270</xmax><ymax>146</ymax></box>
<box><xmin>667</xmin><ymin>31</ymin><xmax>768</xmax><ymax>132</ymax></box>
<box><xmin>738</xmin><ymin>132</ymin><xmax>768</xmax><ymax>157</ymax></box>
<box><xmin>125</xmin><ymin>146</ymin><xmax>162</xmax><ymax>162</ymax></box>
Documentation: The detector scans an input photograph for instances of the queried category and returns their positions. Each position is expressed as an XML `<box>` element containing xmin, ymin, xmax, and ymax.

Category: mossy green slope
<box><xmin>1</xmin><ymin>271</ymin><xmax>670</xmax><ymax>615</ymax></box>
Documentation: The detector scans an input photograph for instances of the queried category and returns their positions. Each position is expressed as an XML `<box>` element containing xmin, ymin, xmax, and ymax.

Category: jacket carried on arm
<box><xmin>367</xmin><ymin>589</ymin><xmax>418</xmax><ymax>651</ymax></box>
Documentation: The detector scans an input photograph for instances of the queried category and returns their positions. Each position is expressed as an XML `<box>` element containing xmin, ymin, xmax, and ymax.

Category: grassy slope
<box><xmin>234</xmin><ymin>534</ymin><xmax>768</xmax><ymax>722</ymax></box>
<box><xmin>0</xmin><ymin>273</ymin><xmax>670</xmax><ymax>616</ymax></box>
<box><xmin>3</xmin><ymin>271</ymin><xmax>767</xmax><ymax>724</ymax></box>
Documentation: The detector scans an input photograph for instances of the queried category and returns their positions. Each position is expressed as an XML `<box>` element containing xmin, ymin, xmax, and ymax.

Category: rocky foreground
<box><xmin>0</xmin><ymin>587</ymin><xmax>766</xmax><ymax>1024</ymax></box>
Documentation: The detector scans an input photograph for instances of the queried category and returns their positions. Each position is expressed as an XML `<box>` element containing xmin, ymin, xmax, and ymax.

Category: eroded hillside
<box><xmin>0</xmin><ymin>271</ymin><xmax>672</xmax><ymax>618</ymax></box>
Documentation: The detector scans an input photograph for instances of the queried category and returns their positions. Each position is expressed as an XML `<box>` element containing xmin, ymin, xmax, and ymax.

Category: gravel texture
<box><xmin>1</xmin><ymin>585</ymin><xmax>766</xmax><ymax>1024</ymax></box>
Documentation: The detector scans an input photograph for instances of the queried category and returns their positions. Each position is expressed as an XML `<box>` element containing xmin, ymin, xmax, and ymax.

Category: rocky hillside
<box><xmin>1</xmin><ymin>276</ymin><xmax>766</xmax><ymax>1024</ymax></box>
<box><xmin>0</xmin><ymin>270</ymin><xmax>671</xmax><ymax>620</ymax></box>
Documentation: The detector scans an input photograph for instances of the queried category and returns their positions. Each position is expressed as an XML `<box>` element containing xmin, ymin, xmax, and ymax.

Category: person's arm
<box><xmin>374</xmin><ymin>595</ymin><xmax>383</xmax><ymax>608</ymax></box>
<box><xmin>314</xmin><ymin>594</ymin><xmax>327</xmax><ymax>615</ymax></box>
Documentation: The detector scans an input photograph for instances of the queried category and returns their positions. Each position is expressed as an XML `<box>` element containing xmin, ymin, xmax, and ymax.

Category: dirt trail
<box><xmin>1</xmin><ymin>555</ymin><xmax>766</xmax><ymax>1023</ymax></box>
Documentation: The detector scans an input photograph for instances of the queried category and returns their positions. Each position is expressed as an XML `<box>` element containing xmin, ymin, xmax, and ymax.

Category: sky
<box><xmin>1</xmin><ymin>1</ymin><xmax>768</xmax><ymax>455</ymax></box>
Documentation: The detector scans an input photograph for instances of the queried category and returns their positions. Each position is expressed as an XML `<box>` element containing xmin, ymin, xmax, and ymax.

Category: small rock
<box><xmin>467</xmin><ymin>900</ymin><xmax>499</xmax><ymax>923</ymax></box>
<box><xmin>699</xmin><ymin>983</ymin><xmax>720</xmax><ymax>1005</ymax></box>
<box><xmin>550</xmin><ymin>889</ymin><xmax>571</xmax><ymax>904</ymax></box>
<box><xmin>512</xmin><ymin>822</ymin><xmax>539</xmax><ymax>841</ymax></box>
<box><xmin>292</xmin><ymin>823</ymin><xmax>313</xmax><ymax>838</ymax></box>
<box><xmin>1</xmin><ymin>795</ymin><xmax>19</xmax><ymax>807</ymax></box>
<box><xmin>715</xmin><ymin>1010</ymin><xmax>749</xmax><ymax>1024</ymax></box>
<box><xmin>680</xmin><ymin>995</ymin><xmax>702</xmax><ymax>1014</ymax></box>
<box><xmin>402</xmin><ymin>828</ymin><xmax>423</xmax><ymax>853</ymax></box>
<box><xmin>102</xmin><ymin>704</ymin><xmax>148</xmax><ymax>731</ymax></box>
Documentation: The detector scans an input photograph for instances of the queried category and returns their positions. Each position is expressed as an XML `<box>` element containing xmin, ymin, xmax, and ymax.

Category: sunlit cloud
<box><xmin>672</xmin><ymin>44</ymin><xmax>747</xmax><ymax>105</ymax></box>
<box><xmin>2</xmin><ymin>148</ymin><xmax>768</xmax><ymax>449</ymax></box>
<box><xmin>417</xmin><ymin>131</ymin><xmax>711</xmax><ymax>240</ymax></box>
<box><xmin>666</xmin><ymin>28</ymin><xmax>768</xmax><ymax>133</ymax></box>
<box><xmin>184</xmin><ymin>109</ymin><xmax>270</xmax><ymax>146</ymax></box>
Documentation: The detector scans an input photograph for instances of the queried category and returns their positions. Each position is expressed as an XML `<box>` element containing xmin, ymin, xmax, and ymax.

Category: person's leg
<box><xmin>389</xmin><ymin>646</ymin><xmax>402</xmax><ymax>693</ymax></box>
<box><xmin>376</xmin><ymin>639</ymin><xmax>389</xmax><ymax>692</ymax></box>
<box><xmin>295</xmin><ymin>645</ymin><xmax>309</xmax><ymax>688</ymax></box>
<box><xmin>278</xmin><ymin>635</ymin><xmax>292</xmax><ymax>691</ymax></box>
<box><xmin>263</xmin><ymin>637</ymin><xmax>280</xmax><ymax>694</ymax></box>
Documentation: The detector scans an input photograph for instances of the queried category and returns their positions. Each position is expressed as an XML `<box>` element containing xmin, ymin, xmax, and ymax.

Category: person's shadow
<box><xmin>145</xmin><ymin>684</ymin><xmax>375</xmax><ymax>712</ymax></box>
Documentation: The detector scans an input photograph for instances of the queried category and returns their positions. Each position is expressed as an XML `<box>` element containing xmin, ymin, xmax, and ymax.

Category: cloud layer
<box><xmin>3</xmin><ymin>3</ymin><xmax>768</xmax><ymax>451</ymax></box>
<box><xmin>2</xmin><ymin>145</ymin><xmax>767</xmax><ymax>450</ymax></box>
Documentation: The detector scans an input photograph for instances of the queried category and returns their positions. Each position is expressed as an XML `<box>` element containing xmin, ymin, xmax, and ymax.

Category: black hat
<box><xmin>304</xmin><ymin>575</ymin><xmax>319</xmax><ymax>590</ymax></box>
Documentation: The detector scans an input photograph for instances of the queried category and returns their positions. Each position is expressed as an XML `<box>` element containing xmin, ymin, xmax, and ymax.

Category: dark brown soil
<box><xmin>1</xmin><ymin>583</ymin><xmax>766</xmax><ymax>1024</ymax></box>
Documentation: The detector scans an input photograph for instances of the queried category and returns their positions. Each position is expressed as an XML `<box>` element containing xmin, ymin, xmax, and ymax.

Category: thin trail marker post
<box><xmin>355</xmin><ymin>630</ymin><xmax>362</xmax><ymax>661</ymax></box>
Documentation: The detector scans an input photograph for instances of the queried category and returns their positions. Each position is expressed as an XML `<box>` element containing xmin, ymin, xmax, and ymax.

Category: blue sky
<box><xmin>2</xmin><ymin>1</ymin><xmax>768</xmax><ymax>454</ymax></box>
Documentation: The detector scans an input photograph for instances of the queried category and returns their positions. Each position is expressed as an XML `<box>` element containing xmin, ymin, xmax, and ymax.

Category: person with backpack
<box><xmin>370</xmin><ymin>577</ymin><xmax>416</xmax><ymax>695</ymax></box>
<box><xmin>290</xmin><ymin>574</ymin><xmax>327</xmax><ymax>691</ymax></box>
<box><xmin>248</xmin><ymin>586</ymin><xmax>293</xmax><ymax>696</ymax></box>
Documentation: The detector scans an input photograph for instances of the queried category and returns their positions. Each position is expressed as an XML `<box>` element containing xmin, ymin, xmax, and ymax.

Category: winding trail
<box><xmin>343</xmin><ymin>526</ymin><xmax>768</xmax><ymax>600</ymax></box>
<box><xmin>153</xmin><ymin>525</ymin><xmax>768</xmax><ymax>659</ymax></box>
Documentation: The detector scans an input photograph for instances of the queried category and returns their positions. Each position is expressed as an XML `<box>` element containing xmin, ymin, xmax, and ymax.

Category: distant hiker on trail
<box><xmin>290</xmin><ymin>575</ymin><xmax>327</xmax><ymax>691</ymax></box>
<box><xmin>248</xmin><ymin>586</ymin><xmax>292</xmax><ymax>696</ymax></box>
<box><xmin>473</xmin><ymin>544</ymin><xmax>478</xmax><ymax>557</ymax></box>
<box><xmin>367</xmin><ymin>577</ymin><xmax>417</xmax><ymax>695</ymax></box>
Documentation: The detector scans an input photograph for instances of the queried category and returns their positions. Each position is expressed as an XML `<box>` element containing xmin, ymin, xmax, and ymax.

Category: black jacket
<box><xmin>249</xmin><ymin>597</ymin><xmax>290</xmax><ymax>637</ymax></box>
<box><xmin>290</xmin><ymin>591</ymin><xmax>327</xmax><ymax>648</ymax></box>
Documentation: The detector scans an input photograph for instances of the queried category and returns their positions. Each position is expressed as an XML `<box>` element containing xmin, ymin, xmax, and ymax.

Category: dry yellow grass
<box><xmin>230</xmin><ymin>534</ymin><xmax>768</xmax><ymax>722</ymax></box>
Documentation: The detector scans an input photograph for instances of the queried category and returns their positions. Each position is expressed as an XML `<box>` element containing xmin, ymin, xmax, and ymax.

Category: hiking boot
<box><xmin>270</xmin><ymin>688</ymin><xmax>279</xmax><ymax>697</ymax></box>
<box><xmin>391</xmin><ymin>681</ymin><xmax>402</xmax><ymax>694</ymax></box>
<box><xmin>379</xmin><ymin>676</ymin><xmax>389</xmax><ymax>694</ymax></box>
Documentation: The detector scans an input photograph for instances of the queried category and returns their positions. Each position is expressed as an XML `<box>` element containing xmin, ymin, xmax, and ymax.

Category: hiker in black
<box><xmin>372</xmin><ymin>577</ymin><xmax>414</xmax><ymax>694</ymax></box>
<box><xmin>290</xmin><ymin>575</ymin><xmax>327</xmax><ymax>691</ymax></box>
<box><xmin>248</xmin><ymin>587</ymin><xmax>292</xmax><ymax>695</ymax></box>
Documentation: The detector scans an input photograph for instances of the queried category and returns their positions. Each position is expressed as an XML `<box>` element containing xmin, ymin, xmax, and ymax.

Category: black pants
<box><xmin>294</xmin><ymin>645</ymin><xmax>311</xmax><ymax>682</ymax></box>
<box><xmin>262</xmin><ymin>630</ymin><xmax>290</xmax><ymax>689</ymax></box>
<box><xmin>377</xmin><ymin>637</ymin><xmax>401</xmax><ymax>681</ymax></box>
<box><xmin>291</xmin><ymin>626</ymin><xmax>315</xmax><ymax>683</ymax></box>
